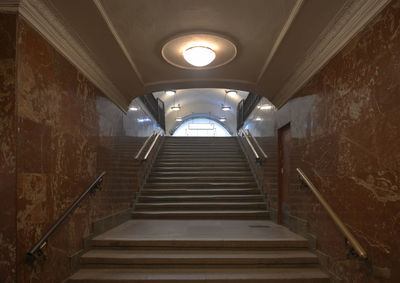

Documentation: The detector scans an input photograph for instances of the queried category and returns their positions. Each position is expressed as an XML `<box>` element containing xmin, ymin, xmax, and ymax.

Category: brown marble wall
<box><xmin>0</xmin><ymin>12</ymin><xmax>17</xmax><ymax>283</ymax></box>
<box><xmin>13</xmin><ymin>17</ymin><xmax>161</xmax><ymax>282</ymax></box>
<box><xmin>243</xmin><ymin>1</ymin><xmax>400</xmax><ymax>282</ymax></box>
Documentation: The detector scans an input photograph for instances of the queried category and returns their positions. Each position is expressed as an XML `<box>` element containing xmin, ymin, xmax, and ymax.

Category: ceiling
<box><xmin>151</xmin><ymin>88</ymin><xmax>249</xmax><ymax>134</ymax></box>
<box><xmin>10</xmin><ymin>0</ymin><xmax>390</xmax><ymax>110</ymax></box>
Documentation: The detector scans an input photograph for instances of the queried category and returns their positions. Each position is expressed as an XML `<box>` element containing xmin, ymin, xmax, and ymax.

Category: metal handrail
<box><xmin>296</xmin><ymin>168</ymin><xmax>367</xmax><ymax>260</ymax></box>
<box><xmin>143</xmin><ymin>130</ymin><xmax>162</xmax><ymax>160</ymax></box>
<box><xmin>134</xmin><ymin>131</ymin><xmax>155</xmax><ymax>159</ymax></box>
<box><xmin>246</xmin><ymin>130</ymin><xmax>268</xmax><ymax>159</ymax></box>
<box><xmin>239</xmin><ymin>129</ymin><xmax>260</xmax><ymax>161</ymax></box>
<box><xmin>25</xmin><ymin>171</ymin><xmax>106</xmax><ymax>266</ymax></box>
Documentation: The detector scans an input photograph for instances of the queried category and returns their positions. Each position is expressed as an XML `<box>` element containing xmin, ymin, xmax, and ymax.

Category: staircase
<box><xmin>133</xmin><ymin>137</ymin><xmax>269</xmax><ymax>219</ymax></box>
<box><xmin>67</xmin><ymin>137</ymin><xmax>330</xmax><ymax>282</ymax></box>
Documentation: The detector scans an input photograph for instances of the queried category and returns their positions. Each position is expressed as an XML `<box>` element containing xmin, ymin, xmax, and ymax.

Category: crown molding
<box><xmin>257</xmin><ymin>0</ymin><xmax>304</xmax><ymax>82</ymax></box>
<box><xmin>92</xmin><ymin>0</ymin><xmax>144</xmax><ymax>85</ymax></box>
<box><xmin>0</xmin><ymin>0</ymin><xmax>20</xmax><ymax>12</ymax></box>
<box><xmin>273</xmin><ymin>0</ymin><xmax>391</xmax><ymax>108</ymax></box>
<box><xmin>8</xmin><ymin>0</ymin><xmax>129</xmax><ymax>112</ymax></box>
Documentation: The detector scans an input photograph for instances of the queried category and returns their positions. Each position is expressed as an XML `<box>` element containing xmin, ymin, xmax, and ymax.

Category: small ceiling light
<box><xmin>255</xmin><ymin>117</ymin><xmax>262</xmax><ymax>121</ymax></box>
<box><xmin>183</xmin><ymin>46</ymin><xmax>216</xmax><ymax>67</ymax></box>
<box><xmin>221</xmin><ymin>106</ymin><xmax>231</xmax><ymax>111</ymax></box>
<box><xmin>165</xmin><ymin>90</ymin><xmax>176</xmax><ymax>96</ymax></box>
<box><xmin>259</xmin><ymin>104</ymin><xmax>273</xmax><ymax>110</ymax></box>
<box><xmin>171</xmin><ymin>105</ymin><xmax>181</xmax><ymax>111</ymax></box>
<box><xmin>176</xmin><ymin>117</ymin><xmax>183</xmax><ymax>122</ymax></box>
<box><xmin>129</xmin><ymin>106</ymin><xmax>138</xmax><ymax>111</ymax></box>
<box><xmin>219</xmin><ymin>117</ymin><xmax>226</xmax><ymax>122</ymax></box>
<box><xmin>226</xmin><ymin>90</ymin><xmax>237</xmax><ymax>97</ymax></box>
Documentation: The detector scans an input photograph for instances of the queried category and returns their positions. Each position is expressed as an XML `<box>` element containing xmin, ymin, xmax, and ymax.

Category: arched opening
<box><xmin>172</xmin><ymin>117</ymin><xmax>231</xmax><ymax>137</ymax></box>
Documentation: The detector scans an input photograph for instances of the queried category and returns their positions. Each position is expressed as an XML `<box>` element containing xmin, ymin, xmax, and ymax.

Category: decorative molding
<box><xmin>257</xmin><ymin>0</ymin><xmax>304</xmax><ymax>82</ymax></box>
<box><xmin>0</xmin><ymin>0</ymin><xmax>20</xmax><ymax>12</ymax></box>
<box><xmin>273</xmin><ymin>0</ymin><xmax>391</xmax><ymax>108</ymax></box>
<box><xmin>17</xmin><ymin>0</ymin><xmax>129</xmax><ymax>112</ymax></box>
<box><xmin>92</xmin><ymin>0</ymin><xmax>144</xmax><ymax>85</ymax></box>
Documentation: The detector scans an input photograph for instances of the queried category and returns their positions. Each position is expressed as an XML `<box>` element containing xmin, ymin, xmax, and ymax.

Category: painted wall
<box><xmin>0</xmin><ymin>14</ymin><xmax>160</xmax><ymax>282</ymax></box>
<box><xmin>0</xmin><ymin>12</ymin><xmax>17</xmax><ymax>283</ymax></box>
<box><xmin>243</xmin><ymin>1</ymin><xmax>400</xmax><ymax>282</ymax></box>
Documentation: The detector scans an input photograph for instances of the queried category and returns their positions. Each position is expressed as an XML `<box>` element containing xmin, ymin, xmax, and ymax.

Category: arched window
<box><xmin>173</xmin><ymin>118</ymin><xmax>231</xmax><ymax>137</ymax></box>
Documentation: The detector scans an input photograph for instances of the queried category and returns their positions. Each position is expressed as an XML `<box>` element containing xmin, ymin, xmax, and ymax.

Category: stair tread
<box><xmin>68</xmin><ymin>267</ymin><xmax>329</xmax><ymax>281</ymax></box>
<box><xmin>82</xmin><ymin>249</ymin><xmax>318</xmax><ymax>260</ymax></box>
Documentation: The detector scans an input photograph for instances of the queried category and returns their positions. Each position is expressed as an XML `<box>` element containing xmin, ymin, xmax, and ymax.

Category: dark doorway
<box><xmin>277</xmin><ymin>123</ymin><xmax>291</xmax><ymax>224</ymax></box>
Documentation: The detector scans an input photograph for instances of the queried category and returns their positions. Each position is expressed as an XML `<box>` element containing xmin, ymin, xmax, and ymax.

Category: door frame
<box><xmin>277</xmin><ymin>123</ymin><xmax>291</xmax><ymax>224</ymax></box>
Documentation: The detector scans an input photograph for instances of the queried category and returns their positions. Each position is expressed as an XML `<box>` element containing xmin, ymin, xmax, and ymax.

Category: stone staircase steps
<box><xmin>66</xmin><ymin>137</ymin><xmax>329</xmax><ymax>282</ymax></box>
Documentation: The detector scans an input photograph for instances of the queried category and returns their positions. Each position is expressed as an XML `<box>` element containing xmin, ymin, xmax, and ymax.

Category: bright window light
<box><xmin>173</xmin><ymin>118</ymin><xmax>230</xmax><ymax>137</ymax></box>
<box><xmin>183</xmin><ymin>46</ymin><xmax>216</xmax><ymax>67</ymax></box>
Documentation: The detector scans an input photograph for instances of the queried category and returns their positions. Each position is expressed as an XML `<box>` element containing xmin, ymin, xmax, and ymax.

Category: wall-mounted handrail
<box><xmin>246</xmin><ymin>130</ymin><xmax>268</xmax><ymax>159</ymax></box>
<box><xmin>143</xmin><ymin>130</ymin><xmax>162</xmax><ymax>161</ymax></box>
<box><xmin>239</xmin><ymin>129</ymin><xmax>260</xmax><ymax>161</ymax></box>
<box><xmin>134</xmin><ymin>131</ymin><xmax>155</xmax><ymax>159</ymax></box>
<box><xmin>25</xmin><ymin>171</ymin><xmax>106</xmax><ymax>266</ymax></box>
<box><xmin>296</xmin><ymin>168</ymin><xmax>367</xmax><ymax>260</ymax></box>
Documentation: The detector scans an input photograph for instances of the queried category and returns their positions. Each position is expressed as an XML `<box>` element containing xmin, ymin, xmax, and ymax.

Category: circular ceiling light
<box><xmin>162</xmin><ymin>33</ymin><xmax>237</xmax><ymax>70</ymax></box>
<box><xmin>183</xmin><ymin>46</ymin><xmax>216</xmax><ymax>67</ymax></box>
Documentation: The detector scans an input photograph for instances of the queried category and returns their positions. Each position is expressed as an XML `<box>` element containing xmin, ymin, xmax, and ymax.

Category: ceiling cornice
<box><xmin>256</xmin><ymin>0</ymin><xmax>304</xmax><ymax>82</ymax></box>
<box><xmin>92</xmin><ymin>0</ymin><xmax>144</xmax><ymax>85</ymax></box>
<box><xmin>0</xmin><ymin>0</ymin><xmax>20</xmax><ymax>12</ymax></box>
<box><xmin>5</xmin><ymin>0</ymin><xmax>129</xmax><ymax>112</ymax></box>
<box><xmin>271</xmin><ymin>0</ymin><xmax>391</xmax><ymax>108</ymax></box>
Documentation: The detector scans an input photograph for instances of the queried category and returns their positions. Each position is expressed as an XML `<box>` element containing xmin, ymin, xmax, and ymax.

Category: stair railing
<box><xmin>143</xmin><ymin>130</ymin><xmax>162</xmax><ymax>161</ymax></box>
<box><xmin>239</xmin><ymin>129</ymin><xmax>260</xmax><ymax>162</ymax></box>
<box><xmin>246</xmin><ymin>130</ymin><xmax>268</xmax><ymax>159</ymax></box>
<box><xmin>25</xmin><ymin>171</ymin><xmax>106</xmax><ymax>266</ymax></box>
<box><xmin>296</xmin><ymin>168</ymin><xmax>367</xmax><ymax>260</ymax></box>
<box><xmin>135</xmin><ymin>131</ymin><xmax>156</xmax><ymax>159</ymax></box>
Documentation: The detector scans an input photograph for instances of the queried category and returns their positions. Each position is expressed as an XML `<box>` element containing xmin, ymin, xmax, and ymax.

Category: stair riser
<box><xmin>144</xmin><ymin>184</ymin><xmax>257</xmax><ymax>189</ymax></box>
<box><xmin>131</xmin><ymin>213</ymin><xmax>269</xmax><ymax>220</ymax></box>
<box><xmin>140</xmin><ymin>190</ymin><xmax>260</xmax><ymax>196</ymax></box>
<box><xmin>135</xmin><ymin>205</ymin><xmax>266</xmax><ymax>211</ymax></box>
<box><xmin>80</xmin><ymin>259</ymin><xmax>319</xmax><ymax>266</ymax></box>
<box><xmin>138</xmin><ymin>197</ymin><xmax>264</xmax><ymax>202</ymax></box>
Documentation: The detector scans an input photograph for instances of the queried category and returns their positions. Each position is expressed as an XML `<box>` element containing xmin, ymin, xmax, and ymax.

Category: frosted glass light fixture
<box><xmin>219</xmin><ymin>117</ymin><xmax>226</xmax><ymax>122</ymax></box>
<box><xmin>255</xmin><ymin>117</ymin><xmax>262</xmax><ymax>121</ymax></box>
<box><xmin>129</xmin><ymin>106</ymin><xmax>138</xmax><ymax>111</ymax></box>
<box><xmin>258</xmin><ymin>104</ymin><xmax>273</xmax><ymax>110</ymax></box>
<box><xmin>226</xmin><ymin>90</ymin><xmax>237</xmax><ymax>97</ymax></box>
<box><xmin>165</xmin><ymin>90</ymin><xmax>176</xmax><ymax>96</ymax></box>
<box><xmin>221</xmin><ymin>106</ymin><xmax>231</xmax><ymax>111</ymax></box>
<box><xmin>183</xmin><ymin>46</ymin><xmax>216</xmax><ymax>67</ymax></box>
<box><xmin>176</xmin><ymin>117</ymin><xmax>183</xmax><ymax>122</ymax></box>
<box><xmin>171</xmin><ymin>105</ymin><xmax>181</xmax><ymax>111</ymax></box>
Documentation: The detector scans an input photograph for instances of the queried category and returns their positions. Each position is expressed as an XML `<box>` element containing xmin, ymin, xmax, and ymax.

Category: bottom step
<box><xmin>131</xmin><ymin>210</ymin><xmax>270</xmax><ymax>219</ymax></box>
<box><xmin>67</xmin><ymin>267</ymin><xmax>329</xmax><ymax>282</ymax></box>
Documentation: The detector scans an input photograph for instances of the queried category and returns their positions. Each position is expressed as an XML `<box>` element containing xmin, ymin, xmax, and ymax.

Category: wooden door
<box><xmin>278</xmin><ymin>123</ymin><xmax>291</xmax><ymax>224</ymax></box>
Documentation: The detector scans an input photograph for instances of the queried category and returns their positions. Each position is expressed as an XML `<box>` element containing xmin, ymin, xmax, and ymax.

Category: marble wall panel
<box><xmin>242</xmin><ymin>1</ymin><xmax>400</xmax><ymax>282</ymax></box>
<box><xmin>15</xmin><ymin>17</ymin><xmax>161</xmax><ymax>282</ymax></box>
<box><xmin>0</xmin><ymin>12</ymin><xmax>17</xmax><ymax>283</ymax></box>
